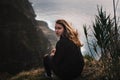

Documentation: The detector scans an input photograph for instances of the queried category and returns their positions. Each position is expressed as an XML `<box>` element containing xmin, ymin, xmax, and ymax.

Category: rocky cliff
<box><xmin>0</xmin><ymin>0</ymin><xmax>51</xmax><ymax>74</ymax></box>
<box><xmin>37</xmin><ymin>20</ymin><xmax>58</xmax><ymax>48</ymax></box>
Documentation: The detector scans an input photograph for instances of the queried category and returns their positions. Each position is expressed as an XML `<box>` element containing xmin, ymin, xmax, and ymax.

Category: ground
<box><xmin>0</xmin><ymin>58</ymin><xmax>105</xmax><ymax>80</ymax></box>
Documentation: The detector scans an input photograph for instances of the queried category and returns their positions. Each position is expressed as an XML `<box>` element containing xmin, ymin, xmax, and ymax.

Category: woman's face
<box><xmin>55</xmin><ymin>23</ymin><xmax>64</xmax><ymax>37</ymax></box>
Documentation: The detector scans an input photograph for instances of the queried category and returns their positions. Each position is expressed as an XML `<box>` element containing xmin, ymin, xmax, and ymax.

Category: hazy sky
<box><xmin>29</xmin><ymin>0</ymin><xmax>120</xmax><ymax>56</ymax></box>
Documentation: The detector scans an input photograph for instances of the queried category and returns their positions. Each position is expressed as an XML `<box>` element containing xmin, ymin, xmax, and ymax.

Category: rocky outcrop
<box><xmin>0</xmin><ymin>0</ymin><xmax>51</xmax><ymax>73</ymax></box>
<box><xmin>37</xmin><ymin>20</ymin><xmax>58</xmax><ymax>48</ymax></box>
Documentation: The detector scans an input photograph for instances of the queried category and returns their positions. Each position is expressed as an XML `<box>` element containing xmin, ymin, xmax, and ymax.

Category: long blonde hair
<box><xmin>56</xmin><ymin>19</ymin><xmax>83</xmax><ymax>47</ymax></box>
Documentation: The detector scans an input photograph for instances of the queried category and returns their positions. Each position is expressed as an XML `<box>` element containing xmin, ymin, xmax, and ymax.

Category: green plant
<box><xmin>83</xmin><ymin>6</ymin><xmax>120</xmax><ymax>79</ymax></box>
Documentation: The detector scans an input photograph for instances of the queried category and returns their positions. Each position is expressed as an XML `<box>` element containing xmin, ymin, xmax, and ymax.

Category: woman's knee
<box><xmin>43</xmin><ymin>54</ymin><xmax>50</xmax><ymax>60</ymax></box>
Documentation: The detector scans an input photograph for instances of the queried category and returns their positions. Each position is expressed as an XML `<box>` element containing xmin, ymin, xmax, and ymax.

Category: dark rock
<box><xmin>0</xmin><ymin>0</ymin><xmax>51</xmax><ymax>74</ymax></box>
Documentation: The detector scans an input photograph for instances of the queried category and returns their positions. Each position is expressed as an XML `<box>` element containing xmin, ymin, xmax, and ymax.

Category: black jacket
<box><xmin>52</xmin><ymin>36</ymin><xmax>84</xmax><ymax>79</ymax></box>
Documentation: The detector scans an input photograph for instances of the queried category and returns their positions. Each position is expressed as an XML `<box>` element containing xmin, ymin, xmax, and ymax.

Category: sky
<box><xmin>29</xmin><ymin>0</ymin><xmax>120</xmax><ymax>58</ymax></box>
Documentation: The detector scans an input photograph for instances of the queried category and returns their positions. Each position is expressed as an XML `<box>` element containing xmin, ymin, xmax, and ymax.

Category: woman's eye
<box><xmin>58</xmin><ymin>27</ymin><xmax>61</xmax><ymax>29</ymax></box>
<box><xmin>55</xmin><ymin>27</ymin><xmax>62</xmax><ymax>30</ymax></box>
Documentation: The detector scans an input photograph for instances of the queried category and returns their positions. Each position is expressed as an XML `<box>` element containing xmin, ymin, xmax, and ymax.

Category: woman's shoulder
<box><xmin>59</xmin><ymin>36</ymin><xmax>70</xmax><ymax>43</ymax></box>
<box><xmin>58</xmin><ymin>36</ymin><xmax>75</xmax><ymax>46</ymax></box>
<box><xmin>56</xmin><ymin>36</ymin><xmax>69</xmax><ymax>47</ymax></box>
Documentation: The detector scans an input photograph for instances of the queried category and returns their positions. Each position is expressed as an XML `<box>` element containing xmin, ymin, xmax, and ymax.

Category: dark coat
<box><xmin>52</xmin><ymin>36</ymin><xmax>84</xmax><ymax>80</ymax></box>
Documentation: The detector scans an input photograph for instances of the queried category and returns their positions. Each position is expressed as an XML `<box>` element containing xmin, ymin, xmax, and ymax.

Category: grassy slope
<box><xmin>0</xmin><ymin>58</ymin><xmax>105</xmax><ymax>80</ymax></box>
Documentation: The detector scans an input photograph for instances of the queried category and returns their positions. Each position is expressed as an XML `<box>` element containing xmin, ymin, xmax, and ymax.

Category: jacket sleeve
<box><xmin>52</xmin><ymin>39</ymin><xmax>67</xmax><ymax>66</ymax></box>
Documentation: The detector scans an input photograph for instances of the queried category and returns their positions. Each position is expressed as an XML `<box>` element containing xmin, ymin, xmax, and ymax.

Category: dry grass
<box><xmin>0</xmin><ymin>68</ymin><xmax>46</xmax><ymax>80</ymax></box>
<box><xmin>0</xmin><ymin>58</ymin><xmax>107</xmax><ymax>80</ymax></box>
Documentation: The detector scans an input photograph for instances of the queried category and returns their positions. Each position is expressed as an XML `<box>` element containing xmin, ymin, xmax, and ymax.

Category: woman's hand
<box><xmin>50</xmin><ymin>48</ymin><xmax>56</xmax><ymax>56</ymax></box>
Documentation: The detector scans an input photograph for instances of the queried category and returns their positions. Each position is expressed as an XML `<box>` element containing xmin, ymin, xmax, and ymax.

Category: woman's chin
<box><xmin>56</xmin><ymin>34</ymin><xmax>60</xmax><ymax>37</ymax></box>
<box><xmin>57</xmin><ymin>35</ymin><xmax>60</xmax><ymax>37</ymax></box>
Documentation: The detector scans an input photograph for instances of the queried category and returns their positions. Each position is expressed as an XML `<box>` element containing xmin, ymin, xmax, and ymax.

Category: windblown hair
<box><xmin>56</xmin><ymin>19</ymin><xmax>83</xmax><ymax>47</ymax></box>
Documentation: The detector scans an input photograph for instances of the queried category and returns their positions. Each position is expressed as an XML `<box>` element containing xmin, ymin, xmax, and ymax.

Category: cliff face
<box><xmin>0</xmin><ymin>0</ymin><xmax>51</xmax><ymax>73</ymax></box>
<box><xmin>37</xmin><ymin>20</ymin><xmax>58</xmax><ymax>48</ymax></box>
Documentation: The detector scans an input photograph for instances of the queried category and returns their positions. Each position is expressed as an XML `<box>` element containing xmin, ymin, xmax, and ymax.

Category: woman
<box><xmin>43</xmin><ymin>19</ymin><xmax>84</xmax><ymax>80</ymax></box>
